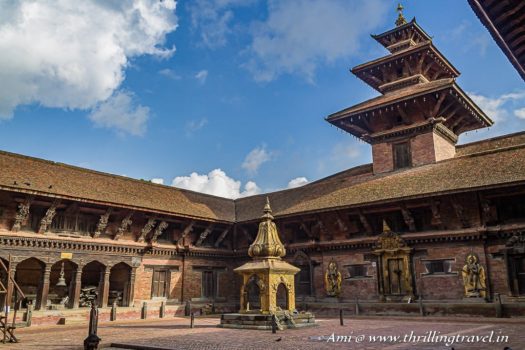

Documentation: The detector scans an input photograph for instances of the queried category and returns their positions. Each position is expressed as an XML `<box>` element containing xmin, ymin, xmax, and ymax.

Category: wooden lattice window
<box><xmin>151</xmin><ymin>269</ymin><xmax>169</xmax><ymax>298</ymax></box>
<box><xmin>393</xmin><ymin>142</ymin><xmax>411</xmax><ymax>170</ymax></box>
<box><xmin>202</xmin><ymin>270</ymin><xmax>216</xmax><ymax>299</ymax></box>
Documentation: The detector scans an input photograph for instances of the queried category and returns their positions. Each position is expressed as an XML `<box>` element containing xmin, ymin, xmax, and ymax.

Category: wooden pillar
<box><xmin>127</xmin><ymin>267</ymin><xmax>137</xmax><ymax>307</ymax></box>
<box><xmin>38</xmin><ymin>265</ymin><xmax>51</xmax><ymax>310</ymax></box>
<box><xmin>71</xmin><ymin>266</ymin><xmax>83</xmax><ymax>309</ymax></box>
<box><xmin>5</xmin><ymin>262</ymin><xmax>18</xmax><ymax>310</ymax></box>
<box><xmin>99</xmin><ymin>266</ymin><xmax>111</xmax><ymax>308</ymax></box>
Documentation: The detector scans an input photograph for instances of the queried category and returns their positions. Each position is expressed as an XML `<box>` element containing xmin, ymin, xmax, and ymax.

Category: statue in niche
<box><xmin>461</xmin><ymin>253</ymin><xmax>486</xmax><ymax>298</ymax></box>
<box><xmin>324</xmin><ymin>260</ymin><xmax>342</xmax><ymax>297</ymax></box>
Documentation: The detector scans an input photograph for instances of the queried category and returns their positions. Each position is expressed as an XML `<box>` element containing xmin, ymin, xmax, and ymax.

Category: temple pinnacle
<box><xmin>395</xmin><ymin>3</ymin><xmax>407</xmax><ymax>27</ymax></box>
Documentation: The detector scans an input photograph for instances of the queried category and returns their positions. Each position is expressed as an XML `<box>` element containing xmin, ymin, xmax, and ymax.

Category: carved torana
<box><xmin>12</xmin><ymin>196</ymin><xmax>33</xmax><ymax>232</ymax></box>
<box><xmin>150</xmin><ymin>220</ymin><xmax>168</xmax><ymax>244</ymax></box>
<box><xmin>115</xmin><ymin>212</ymin><xmax>133</xmax><ymax>240</ymax></box>
<box><xmin>38</xmin><ymin>199</ymin><xmax>60</xmax><ymax>234</ymax></box>
<box><xmin>93</xmin><ymin>208</ymin><xmax>112</xmax><ymax>238</ymax></box>
<box><xmin>138</xmin><ymin>218</ymin><xmax>156</xmax><ymax>243</ymax></box>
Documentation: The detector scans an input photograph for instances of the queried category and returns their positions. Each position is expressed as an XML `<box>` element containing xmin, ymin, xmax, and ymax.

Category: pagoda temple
<box><xmin>327</xmin><ymin>4</ymin><xmax>493</xmax><ymax>174</ymax></box>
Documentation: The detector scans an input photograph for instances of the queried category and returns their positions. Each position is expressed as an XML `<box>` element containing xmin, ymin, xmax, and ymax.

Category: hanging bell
<box><xmin>56</xmin><ymin>261</ymin><xmax>67</xmax><ymax>287</ymax></box>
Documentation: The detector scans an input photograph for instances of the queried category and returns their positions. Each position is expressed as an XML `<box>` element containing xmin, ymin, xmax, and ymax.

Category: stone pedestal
<box><xmin>219</xmin><ymin>311</ymin><xmax>316</xmax><ymax>330</ymax></box>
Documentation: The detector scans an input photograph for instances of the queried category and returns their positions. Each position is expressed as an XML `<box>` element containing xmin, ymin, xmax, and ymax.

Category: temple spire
<box><xmin>247</xmin><ymin>198</ymin><xmax>285</xmax><ymax>259</ymax></box>
<box><xmin>395</xmin><ymin>3</ymin><xmax>407</xmax><ymax>27</ymax></box>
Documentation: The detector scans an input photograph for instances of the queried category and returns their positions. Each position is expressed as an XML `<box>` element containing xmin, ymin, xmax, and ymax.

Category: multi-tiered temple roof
<box><xmin>326</xmin><ymin>6</ymin><xmax>493</xmax><ymax>145</ymax></box>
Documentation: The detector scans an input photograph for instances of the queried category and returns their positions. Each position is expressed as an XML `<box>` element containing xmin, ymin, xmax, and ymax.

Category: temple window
<box><xmin>151</xmin><ymin>268</ymin><xmax>169</xmax><ymax>298</ymax></box>
<box><xmin>421</xmin><ymin>259</ymin><xmax>455</xmax><ymax>275</ymax></box>
<box><xmin>201</xmin><ymin>270</ymin><xmax>217</xmax><ymax>299</ymax></box>
<box><xmin>346</xmin><ymin>264</ymin><xmax>371</xmax><ymax>279</ymax></box>
<box><xmin>50</xmin><ymin>211</ymin><xmax>97</xmax><ymax>235</ymax></box>
<box><xmin>393</xmin><ymin>142</ymin><xmax>411</xmax><ymax>170</ymax></box>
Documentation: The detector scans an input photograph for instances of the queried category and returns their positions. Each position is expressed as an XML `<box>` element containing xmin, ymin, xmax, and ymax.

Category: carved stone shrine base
<box><xmin>219</xmin><ymin>311</ymin><xmax>316</xmax><ymax>330</ymax></box>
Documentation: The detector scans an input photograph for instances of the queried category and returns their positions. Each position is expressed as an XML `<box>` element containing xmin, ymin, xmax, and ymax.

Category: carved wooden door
<box><xmin>387</xmin><ymin>258</ymin><xmax>404</xmax><ymax>295</ymax></box>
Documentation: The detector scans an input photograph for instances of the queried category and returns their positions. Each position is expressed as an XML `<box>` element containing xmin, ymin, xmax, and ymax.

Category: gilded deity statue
<box><xmin>461</xmin><ymin>253</ymin><xmax>486</xmax><ymax>298</ymax></box>
<box><xmin>324</xmin><ymin>260</ymin><xmax>342</xmax><ymax>297</ymax></box>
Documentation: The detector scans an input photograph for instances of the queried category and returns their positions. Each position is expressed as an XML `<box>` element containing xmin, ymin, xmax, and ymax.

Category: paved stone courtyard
<box><xmin>3</xmin><ymin>316</ymin><xmax>525</xmax><ymax>350</ymax></box>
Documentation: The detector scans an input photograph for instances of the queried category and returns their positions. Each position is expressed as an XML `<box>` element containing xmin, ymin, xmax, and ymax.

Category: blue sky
<box><xmin>0</xmin><ymin>0</ymin><xmax>523</xmax><ymax>198</ymax></box>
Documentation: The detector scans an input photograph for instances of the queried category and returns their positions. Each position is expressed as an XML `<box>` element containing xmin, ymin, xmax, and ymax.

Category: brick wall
<box><xmin>372</xmin><ymin>142</ymin><xmax>394</xmax><ymax>173</ymax></box>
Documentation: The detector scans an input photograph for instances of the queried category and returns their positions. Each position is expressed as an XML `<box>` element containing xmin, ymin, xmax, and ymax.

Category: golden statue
<box><xmin>324</xmin><ymin>260</ymin><xmax>342</xmax><ymax>297</ymax></box>
<box><xmin>461</xmin><ymin>253</ymin><xmax>486</xmax><ymax>298</ymax></box>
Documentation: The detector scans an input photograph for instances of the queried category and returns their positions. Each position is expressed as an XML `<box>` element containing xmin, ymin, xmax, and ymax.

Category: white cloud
<box><xmin>151</xmin><ymin>178</ymin><xmax>165</xmax><ymax>185</ymax></box>
<box><xmin>515</xmin><ymin>108</ymin><xmax>525</xmax><ymax>120</ymax></box>
<box><xmin>244</xmin><ymin>0</ymin><xmax>387</xmax><ymax>82</ymax></box>
<box><xmin>158</xmin><ymin>68</ymin><xmax>181</xmax><ymax>80</ymax></box>
<box><xmin>185</xmin><ymin>117</ymin><xmax>208</xmax><ymax>136</ymax></box>
<box><xmin>468</xmin><ymin>91</ymin><xmax>525</xmax><ymax>122</ymax></box>
<box><xmin>195</xmin><ymin>70</ymin><xmax>209</xmax><ymax>84</ymax></box>
<box><xmin>188</xmin><ymin>0</ymin><xmax>256</xmax><ymax>48</ymax></box>
<box><xmin>171</xmin><ymin>169</ymin><xmax>260</xmax><ymax>199</ymax></box>
<box><xmin>0</xmin><ymin>0</ymin><xmax>177</xmax><ymax>126</ymax></box>
<box><xmin>242</xmin><ymin>145</ymin><xmax>271</xmax><ymax>174</ymax></box>
<box><xmin>88</xmin><ymin>90</ymin><xmax>149</xmax><ymax>136</ymax></box>
<box><xmin>287</xmin><ymin>177</ymin><xmax>308</xmax><ymax>189</ymax></box>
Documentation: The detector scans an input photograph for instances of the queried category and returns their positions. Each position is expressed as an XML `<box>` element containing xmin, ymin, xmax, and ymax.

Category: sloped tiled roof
<box><xmin>236</xmin><ymin>133</ymin><xmax>525</xmax><ymax>221</ymax></box>
<box><xmin>1</xmin><ymin>132</ymin><xmax>524</xmax><ymax>224</ymax></box>
<box><xmin>0</xmin><ymin>151</ymin><xmax>235</xmax><ymax>222</ymax></box>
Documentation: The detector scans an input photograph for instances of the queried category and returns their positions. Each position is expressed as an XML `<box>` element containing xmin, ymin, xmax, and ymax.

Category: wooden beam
<box><xmin>401</xmin><ymin>205</ymin><xmax>416</xmax><ymax>232</ymax></box>
<box><xmin>12</xmin><ymin>195</ymin><xmax>33</xmax><ymax>232</ymax></box>
<box><xmin>239</xmin><ymin>226</ymin><xmax>254</xmax><ymax>243</ymax></box>
<box><xmin>195</xmin><ymin>224</ymin><xmax>215</xmax><ymax>246</ymax></box>
<box><xmin>150</xmin><ymin>221</ymin><xmax>168</xmax><ymax>244</ymax></box>
<box><xmin>299</xmin><ymin>219</ymin><xmax>314</xmax><ymax>238</ymax></box>
<box><xmin>214</xmin><ymin>226</ymin><xmax>230</xmax><ymax>248</ymax></box>
<box><xmin>114</xmin><ymin>212</ymin><xmax>133</xmax><ymax>240</ymax></box>
<box><xmin>431</xmin><ymin>93</ymin><xmax>447</xmax><ymax>118</ymax></box>
<box><xmin>176</xmin><ymin>220</ymin><xmax>195</xmax><ymax>245</ymax></box>
<box><xmin>38</xmin><ymin>199</ymin><xmax>60</xmax><ymax>234</ymax></box>
<box><xmin>335</xmin><ymin>211</ymin><xmax>348</xmax><ymax>232</ymax></box>
<box><xmin>137</xmin><ymin>218</ymin><xmax>156</xmax><ymax>243</ymax></box>
<box><xmin>93</xmin><ymin>208</ymin><xmax>112</xmax><ymax>238</ymax></box>
<box><xmin>358</xmin><ymin>210</ymin><xmax>373</xmax><ymax>235</ymax></box>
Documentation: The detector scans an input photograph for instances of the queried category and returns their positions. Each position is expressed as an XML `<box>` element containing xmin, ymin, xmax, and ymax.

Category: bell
<box><xmin>56</xmin><ymin>262</ymin><xmax>67</xmax><ymax>287</ymax></box>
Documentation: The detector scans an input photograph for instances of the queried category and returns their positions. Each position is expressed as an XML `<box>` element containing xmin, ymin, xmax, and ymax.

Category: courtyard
<box><xmin>3</xmin><ymin>316</ymin><xmax>524</xmax><ymax>350</ymax></box>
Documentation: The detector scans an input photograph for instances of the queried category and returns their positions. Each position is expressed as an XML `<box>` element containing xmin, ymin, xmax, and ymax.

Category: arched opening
<box><xmin>109</xmin><ymin>262</ymin><xmax>131</xmax><ymax>306</ymax></box>
<box><xmin>15</xmin><ymin>258</ymin><xmax>45</xmax><ymax>309</ymax></box>
<box><xmin>49</xmin><ymin>259</ymin><xmax>76</xmax><ymax>309</ymax></box>
<box><xmin>245</xmin><ymin>275</ymin><xmax>261</xmax><ymax>311</ymax></box>
<box><xmin>276</xmin><ymin>283</ymin><xmax>288</xmax><ymax>310</ymax></box>
<box><xmin>81</xmin><ymin>261</ymin><xmax>105</xmax><ymax>307</ymax></box>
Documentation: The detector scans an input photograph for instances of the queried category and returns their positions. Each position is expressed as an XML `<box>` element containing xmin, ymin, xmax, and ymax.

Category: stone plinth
<box><xmin>219</xmin><ymin>311</ymin><xmax>316</xmax><ymax>330</ymax></box>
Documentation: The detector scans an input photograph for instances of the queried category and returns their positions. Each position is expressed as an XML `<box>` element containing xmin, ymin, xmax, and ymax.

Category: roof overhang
<box><xmin>468</xmin><ymin>0</ymin><xmax>525</xmax><ymax>81</ymax></box>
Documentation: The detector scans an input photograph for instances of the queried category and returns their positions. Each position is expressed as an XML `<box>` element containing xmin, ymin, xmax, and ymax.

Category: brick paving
<box><xmin>2</xmin><ymin>316</ymin><xmax>524</xmax><ymax>350</ymax></box>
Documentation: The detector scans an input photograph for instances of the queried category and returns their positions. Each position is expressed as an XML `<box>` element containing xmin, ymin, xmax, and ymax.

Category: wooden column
<box><xmin>38</xmin><ymin>265</ymin><xmax>51</xmax><ymax>310</ymax></box>
<box><xmin>71</xmin><ymin>266</ymin><xmax>83</xmax><ymax>308</ymax></box>
<box><xmin>5</xmin><ymin>262</ymin><xmax>18</xmax><ymax>310</ymax></box>
<box><xmin>99</xmin><ymin>267</ymin><xmax>111</xmax><ymax>308</ymax></box>
<box><xmin>127</xmin><ymin>267</ymin><xmax>137</xmax><ymax>307</ymax></box>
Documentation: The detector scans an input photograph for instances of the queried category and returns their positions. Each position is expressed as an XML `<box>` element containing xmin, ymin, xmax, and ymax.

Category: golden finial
<box><xmin>395</xmin><ymin>3</ymin><xmax>407</xmax><ymax>27</ymax></box>
<box><xmin>382</xmin><ymin>219</ymin><xmax>392</xmax><ymax>233</ymax></box>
